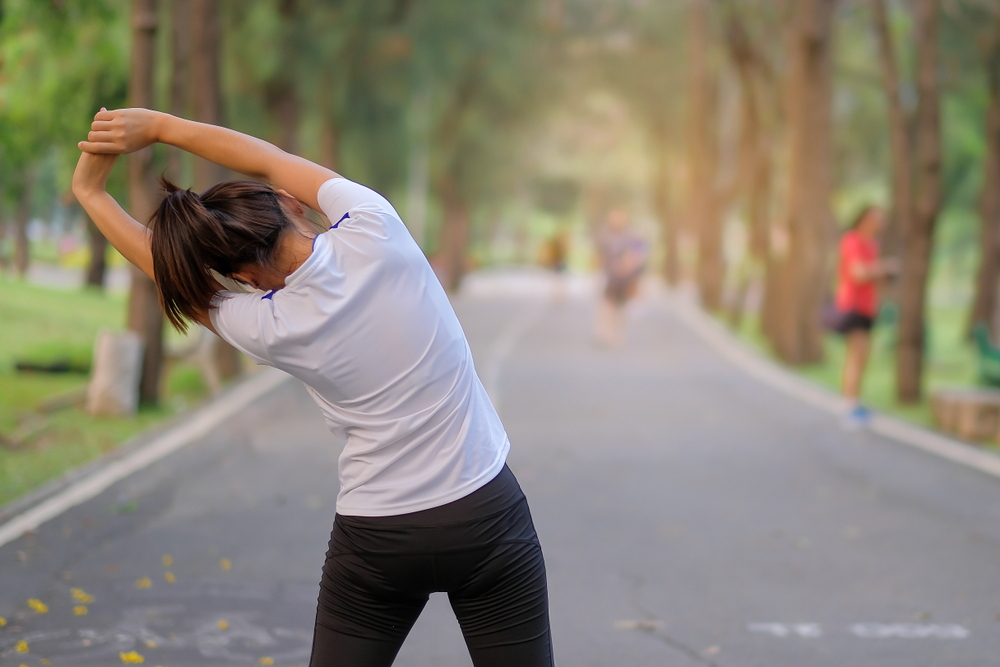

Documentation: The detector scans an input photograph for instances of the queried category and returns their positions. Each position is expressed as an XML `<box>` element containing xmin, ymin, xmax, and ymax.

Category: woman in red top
<box><xmin>835</xmin><ymin>206</ymin><xmax>897</xmax><ymax>424</ymax></box>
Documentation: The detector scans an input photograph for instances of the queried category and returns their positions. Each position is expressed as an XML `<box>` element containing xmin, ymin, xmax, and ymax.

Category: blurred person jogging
<box><xmin>595</xmin><ymin>208</ymin><xmax>647</xmax><ymax>347</ymax></box>
<box><xmin>73</xmin><ymin>108</ymin><xmax>554</xmax><ymax>667</ymax></box>
<box><xmin>831</xmin><ymin>206</ymin><xmax>898</xmax><ymax>428</ymax></box>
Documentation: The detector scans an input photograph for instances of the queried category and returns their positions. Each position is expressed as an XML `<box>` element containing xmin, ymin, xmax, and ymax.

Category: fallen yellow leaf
<box><xmin>217</xmin><ymin>619</ymin><xmax>228</xmax><ymax>630</ymax></box>
<box><xmin>41</xmin><ymin>660</ymin><xmax>52</xmax><ymax>665</ymax></box>
<box><xmin>28</xmin><ymin>599</ymin><xmax>48</xmax><ymax>614</ymax></box>
<box><xmin>74</xmin><ymin>606</ymin><xmax>88</xmax><ymax>616</ymax></box>
<box><xmin>136</xmin><ymin>577</ymin><xmax>152</xmax><ymax>589</ymax></box>
<box><xmin>164</xmin><ymin>572</ymin><xmax>175</xmax><ymax>584</ymax></box>
<box><xmin>119</xmin><ymin>650</ymin><xmax>144</xmax><ymax>664</ymax></box>
<box><xmin>259</xmin><ymin>658</ymin><xmax>274</xmax><ymax>666</ymax></box>
<box><xmin>16</xmin><ymin>640</ymin><xmax>28</xmax><ymax>653</ymax></box>
<box><xmin>71</xmin><ymin>588</ymin><xmax>95</xmax><ymax>604</ymax></box>
<box><xmin>0</xmin><ymin>616</ymin><xmax>6</xmax><ymax>626</ymax></box>
<box><xmin>220</xmin><ymin>558</ymin><xmax>232</xmax><ymax>571</ymax></box>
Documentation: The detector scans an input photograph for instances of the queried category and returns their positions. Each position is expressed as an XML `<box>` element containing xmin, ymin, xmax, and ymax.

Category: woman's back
<box><xmin>210</xmin><ymin>179</ymin><xmax>509</xmax><ymax>517</ymax></box>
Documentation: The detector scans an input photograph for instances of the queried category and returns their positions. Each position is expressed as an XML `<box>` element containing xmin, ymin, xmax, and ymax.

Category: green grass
<box><xmin>727</xmin><ymin>304</ymin><xmax>994</xmax><ymax>443</ymax></box>
<box><xmin>0</xmin><ymin>275</ymin><xmax>211</xmax><ymax>507</ymax></box>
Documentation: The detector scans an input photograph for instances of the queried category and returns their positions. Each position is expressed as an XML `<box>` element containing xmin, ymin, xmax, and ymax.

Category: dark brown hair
<box><xmin>150</xmin><ymin>178</ymin><xmax>295</xmax><ymax>332</ymax></box>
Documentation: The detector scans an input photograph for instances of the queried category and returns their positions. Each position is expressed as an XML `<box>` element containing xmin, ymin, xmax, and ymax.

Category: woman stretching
<box><xmin>74</xmin><ymin>108</ymin><xmax>554</xmax><ymax>667</ymax></box>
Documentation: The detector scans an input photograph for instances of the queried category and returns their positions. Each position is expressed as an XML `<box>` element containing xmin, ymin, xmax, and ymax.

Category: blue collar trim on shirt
<box><xmin>261</xmin><ymin>289</ymin><xmax>276</xmax><ymax>300</ymax></box>
<box><xmin>331</xmin><ymin>212</ymin><xmax>350</xmax><ymax>229</ymax></box>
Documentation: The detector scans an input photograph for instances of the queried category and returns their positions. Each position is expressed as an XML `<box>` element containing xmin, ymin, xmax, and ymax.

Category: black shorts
<box><xmin>839</xmin><ymin>311</ymin><xmax>874</xmax><ymax>333</ymax></box>
<box><xmin>309</xmin><ymin>465</ymin><xmax>554</xmax><ymax>667</ymax></box>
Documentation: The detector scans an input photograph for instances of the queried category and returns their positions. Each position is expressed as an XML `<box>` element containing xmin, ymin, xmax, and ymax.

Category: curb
<box><xmin>0</xmin><ymin>368</ymin><xmax>290</xmax><ymax>550</ymax></box>
<box><xmin>668</xmin><ymin>294</ymin><xmax>1000</xmax><ymax>482</ymax></box>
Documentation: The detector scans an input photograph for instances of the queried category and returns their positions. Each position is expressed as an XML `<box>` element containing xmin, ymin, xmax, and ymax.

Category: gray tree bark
<box><xmin>969</xmin><ymin>15</ymin><xmax>1000</xmax><ymax>337</ymax></box>
<box><xmin>688</xmin><ymin>0</ymin><xmax>724</xmax><ymax>310</ymax></box>
<box><xmin>191</xmin><ymin>0</ymin><xmax>242</xmax><ymax>381</ymax></box>
<box><xmin>770</xmin><ymin>0</ymin><xmax>836</xmax><ymax>365</ymax></box>
<box><xmin>127</xmin><ymin>0</ymin><xmax>165</xmax><ymax>406</ymax></box>
<box><xmin>895</xmin><ymin>0</ymin><xmax>943</xmax><ymax>403</ymax></box>
<box><xmin>84</xmin><ymin>214</ymin><xmax>108</xmax><ymax>289</ymax></box>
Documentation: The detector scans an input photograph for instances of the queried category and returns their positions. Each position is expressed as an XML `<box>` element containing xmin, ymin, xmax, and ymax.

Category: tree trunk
<box><xmin>128</xmin><ymin>0</ymin><xmax>165</xmax><ymax>406</ymax></box>
<box><xmin>652</xmin><ymin>117</ymin><xmax>680</xmax><ymax>286</ymax></box>
<box><xmin>14</xmin><ymin>180</ymin><xmax>31</xmax><ymax>278</ymax></box>
<box><xmin>192</xmin><ymin>0</ymin><xmax>241</xmax><ymax>381</ymax></box>
<box><xmin>166</xmin><ymin>0</ymin><xmax>191</xmax><ymax>182</ymax></box>
<box><xmin>873</xmin><ymin>0</ymin><xmax>915</xmax><ymax>307</ymax></box>
<box><xmin>771</xmin><ymin>0</ymin><xmax>836</xmax><ymax>365</ymax></box>
<box><xmin>688</xmin><ymin>0</ymin><xmax>724</xmax><ymax>309</ymax></box>
<box><xmin>436</xmin><ymin>172</ymin><xmax>470</xmax><ymax>293</ymax></box>
<box><xmin>896</xmin><ymin>0</ymin><xmax>943</xmax><ymax>403</ymax></box>
<box><xmin>969</xmin><ymin>16</ymin><xmax>1000</xmax><ymax>337</ymax></box>
<box><xmin>84</xmin><ymin>214</ymin><xmax>108</xmax><ymax>289</ymax></box>
<box><xmin>191</xmin><ymin>0</ymin><xmax>226</xmax><ymax>188</ymax></box>
<box><xmin>319</xmin><ymin>115</ymin><xmax>340</xmax><ymax>172</ymax></box>
<box><xmin>0</xmin><ymin>214</ymin><xmax>7</xmax><ymax>273</ymax></box>
<box><xmin>724</xmin><ymin>6</ymin><xmax>775</xmax><ymax>326</ymax></box>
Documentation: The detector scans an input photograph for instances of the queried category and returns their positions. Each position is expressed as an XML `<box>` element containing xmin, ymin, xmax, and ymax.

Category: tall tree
<box><xmin>723</xmin><ymin>2</ymin><xmax>780</xmax><ymax>327</ymax></box>
<box><xmin>872</xmin><ymin>0</ymin><xmax>915</xmax><ymax>312</ymax></box>
<box><xmin>769</xmin><ymin>0</ymin><xmax>836</xmax><ymax>364</ymax></box>
<box><xmin>83</xmin><ymin>214</ymin><xmax>108</xmax><ymax>289</ymax></box>
<box><xmin>13</xmin><ymin>174</ymin><xmax>32</xmax><ymax>278</ymax></box>
<box><xmin>166</xmin><ymin>0</ymin><xmax>191</xmax><ymax>182</ymax></box>
<box><xmin>883</xmin><ymin>0</ymin><xmax>943</xmax><ymax>402</ymax></box>
<box><xmin>969</xmin><ymin>12</ymin><xmax>1000</xmax><ymax>336</ymax></box>
<box><xmin>127</xmin><ymin>0</ymin><xmax>166</xmax><ymax>405</ymax></box>
<box><xmin>191</xmin><ymin>0</ymin><xmax>242</xmax><ymax>380</ymax></box>
<box><xmin>687</xmin><ymin>0</ymin><xmax>725</xmax><ymax>310</ymax></box>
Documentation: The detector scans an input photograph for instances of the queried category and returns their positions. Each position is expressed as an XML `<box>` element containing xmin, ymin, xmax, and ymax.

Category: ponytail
<box><xmin>150</xmin><ymin>177</ymin><xmax>294</xmax><ymax>332</ymax></box>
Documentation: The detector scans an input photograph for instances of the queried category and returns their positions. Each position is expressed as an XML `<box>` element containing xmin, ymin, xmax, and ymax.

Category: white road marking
<box><xmin>748</xmin><ymin>623</ymin><xmax>822</xmax><ymax>638</ymax></box>
<box><xmin>0</xmin><ymin>368</ymin><xmax>290</xmax><ymax>549</ymax></box>
<box><xmin>669</xmin><ymin>292</ymin><xmax>1000</xmax><ymax>482</ymax></box>
<box><xmin>481</xmin><ymin>299</ymin><xmax>549</xmax><ymax>414</ymax></box>
<box><xmin>747</xmin><ymin>622</ymin><xmax>970</xmax><ymax>639</ymax></box>
<box><xmin>850</xmin><ymin>623</ymin><xmax>971</xmax><ymax>639</ymax></box>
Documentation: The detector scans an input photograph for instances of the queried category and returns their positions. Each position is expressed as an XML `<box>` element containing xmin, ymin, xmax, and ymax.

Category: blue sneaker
<box><xmin>842</xmin><ymin>404</ymin><xmax>873</xmax><ymax>431</ymax></box>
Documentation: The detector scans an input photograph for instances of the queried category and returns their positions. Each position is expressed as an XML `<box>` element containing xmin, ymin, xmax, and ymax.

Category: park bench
<box><xmin>971</xmin><ymin>323</ymin><xmax>1000</xmax><ymax>387</ymax></box>
<box><xmin>930</xmin><ymin>386</ymin><xmax>1000</xmax><ymax>442</ymax></box>
<box><xmin>928</xmin><ymin>325</ymin><xmax>1000</xmax><ymax>442</ymax></box>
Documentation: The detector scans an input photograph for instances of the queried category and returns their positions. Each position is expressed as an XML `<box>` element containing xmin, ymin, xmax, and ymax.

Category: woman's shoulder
<box><xmin>317</xmin><ymin>178</ymin><xmax>399</xmax><ymax>225</ymax></box>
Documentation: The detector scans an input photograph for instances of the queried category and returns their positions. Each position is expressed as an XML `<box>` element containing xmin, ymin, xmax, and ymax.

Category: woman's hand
<box><xmin>78</xmin><ymin>107</ymin><xmax>163</xmax><ymax>155</ymax></box>
<box><xmin>72</xmin><ymin>151</ymin><xmax>119</xmax><ymax>200</ymax></box>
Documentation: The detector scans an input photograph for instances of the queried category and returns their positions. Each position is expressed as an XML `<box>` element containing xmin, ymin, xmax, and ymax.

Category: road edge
<box><xmin>668</xmin><ymin>293</ymin><xmax>1000</xmax><ymax>481</ymax></box>
<box><xmin>0</xmin><ymin>367</ymin><xmax>290</xmax><ymax>550</ymax></box>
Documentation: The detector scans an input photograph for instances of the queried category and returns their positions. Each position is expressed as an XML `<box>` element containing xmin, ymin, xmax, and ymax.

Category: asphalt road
<box><xmin>2</xmin><ymin>273</ymin><xmax>999</xmax><ymax>667</ymax></box>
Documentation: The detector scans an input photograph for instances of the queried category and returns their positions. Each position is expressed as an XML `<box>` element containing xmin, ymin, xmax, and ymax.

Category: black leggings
<box><xmin>309</xmin><ymin>465</ymin><xmax>555</xmax><ymax>667</ymax></box>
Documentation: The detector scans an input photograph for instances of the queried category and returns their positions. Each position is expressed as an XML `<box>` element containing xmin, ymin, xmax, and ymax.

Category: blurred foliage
<box><xmin>0</xmin><ymin>276</ymin><xmax>212</xmax><ymax>506</ymax></box>
<box><xmin>0</xmin><ymin>0</ymin><xmax>994</xmax><ymax>277</ymax></box>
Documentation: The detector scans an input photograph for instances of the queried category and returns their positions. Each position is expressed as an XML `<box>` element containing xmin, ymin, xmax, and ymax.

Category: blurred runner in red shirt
<box><xmin>834</xmin><ymin>206</ymin><xmax>898</xmax><ymax>426</ymax></box>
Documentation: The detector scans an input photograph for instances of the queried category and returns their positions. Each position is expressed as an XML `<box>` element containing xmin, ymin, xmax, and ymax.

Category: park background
<box><xmin>2</xmin><ymin>0</ymin><xmax>1000</xmax><ymax>507</ymax></box>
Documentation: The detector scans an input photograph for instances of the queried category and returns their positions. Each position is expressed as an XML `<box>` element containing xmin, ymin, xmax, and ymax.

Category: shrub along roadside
<box><xmin>0</xmin><ymin>277</ymin><xmax>212</xmax><ymax>508</ymax></box>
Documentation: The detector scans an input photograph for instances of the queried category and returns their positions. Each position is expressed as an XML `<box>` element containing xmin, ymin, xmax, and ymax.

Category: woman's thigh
<box><xmin>447</xmin><ymin>540</ymin><xmax>554</xmax><ymax>667</ymax></box>
<box><xmin>442</xmin><ymin>499</ymin><xmax>554</xmax><ymax>667</ymax></box>
<box><xmin>309</xmin><ymin>551</ymin><xmax>430</xmax><ymax>667</ymax></box>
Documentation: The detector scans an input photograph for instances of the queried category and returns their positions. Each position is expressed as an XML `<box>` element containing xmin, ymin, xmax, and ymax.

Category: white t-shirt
<box><xmin>210</xmin><ymin>178</ymin><xmax>509</xmax><ymax>516</ymax></box>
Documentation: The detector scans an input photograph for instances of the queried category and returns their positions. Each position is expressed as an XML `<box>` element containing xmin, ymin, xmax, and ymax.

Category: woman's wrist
<box><xmin>151</xmin><ymin>110</ymin><xmax>174</xmax><ymax>146</ymax></box>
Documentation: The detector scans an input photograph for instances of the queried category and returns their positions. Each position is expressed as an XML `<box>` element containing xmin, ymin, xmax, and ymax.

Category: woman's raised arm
<box><xmin>71</xmin><ymin>150</ymin><xmax>219</xmax><ymax>334</ymax></box>
<box><xmin>78</xmin><ymin>108</ymin><xmax>339</xmax><ymax>211</ymax></box>
<box><xmin>71</xmin><ymin>152</ymin><xmax>155</xmax><ymax>280</ymax></box>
